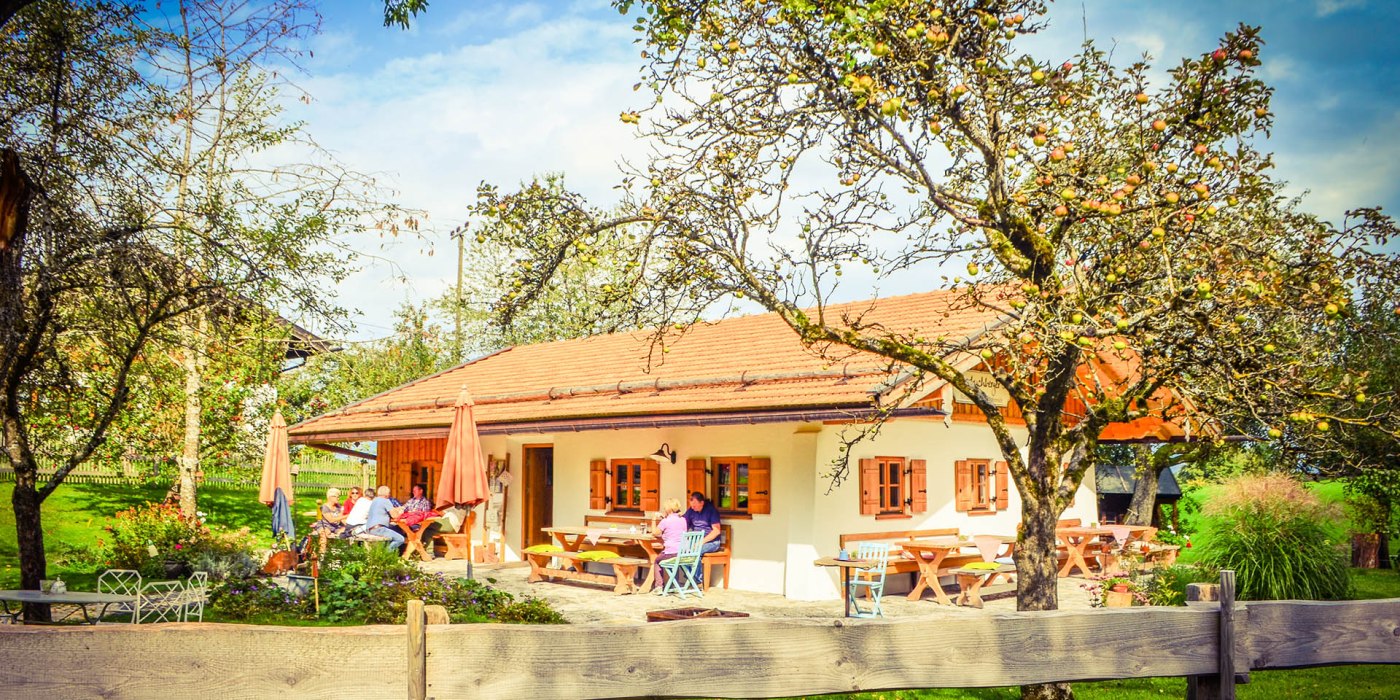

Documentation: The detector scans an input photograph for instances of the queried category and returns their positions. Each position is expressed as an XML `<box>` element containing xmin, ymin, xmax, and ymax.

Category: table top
<box><xmin>0</xmin><ymin>590</ymin><xmax>137</xmax><ymax>605</ymax></box>
<box><xmin>1056</xmin><ymin>526</ymin><xmax>1115</xmax><ymax>538</ymax></box>
<box><xmin>544</xmin><ymin>525</ymin><xmax>657</xmax><ymax>540</ymax></box>
<box><xmin>813</xmin><ymin>556</ymin><xmax>881</xmax><ymax>569</ymax></box>
<box><xmin>899</xmin><ymin>535</ymin><xmax>1015</xmax><ymax>551</ymax></box>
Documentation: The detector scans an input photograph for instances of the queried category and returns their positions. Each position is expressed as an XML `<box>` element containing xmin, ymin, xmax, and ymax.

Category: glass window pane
<box><xmin>736</xmin><ymin>463</ymin><xmax>749</xmax><ymax>510</ymax></box>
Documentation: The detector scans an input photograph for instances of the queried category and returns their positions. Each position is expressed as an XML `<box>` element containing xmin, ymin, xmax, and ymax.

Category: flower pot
<box><xmin>163</xmin><ymin>559</ymin><xmax>190</xmax><ymax>579</ymax></box>
<box><xmin>1110</xmin><ymin>583</ymin><xmax>1130</xmax><ymax>593</ymax></box>
<box><xmin>1104</xmin><ymin>590</ymin><xmax>1134</xmax><ymax>608</ymax></box>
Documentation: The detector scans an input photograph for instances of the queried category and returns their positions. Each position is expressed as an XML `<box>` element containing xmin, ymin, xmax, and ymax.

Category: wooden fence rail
<box><xmin>0</xmin><ymin>595</ymin><xmax>1395</xmax><ymax>699</ymax></box>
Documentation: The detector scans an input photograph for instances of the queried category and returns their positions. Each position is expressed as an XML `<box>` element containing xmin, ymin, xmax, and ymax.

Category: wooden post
<box><xmin>407</xmin><ymin>599</ymin><xmax>427</xmax><ymax>700</ymax></box>
<box><xmin>1187</xmin><ymin>569</ymin><xmax>1242</xmax><ymax>700</ymax></box>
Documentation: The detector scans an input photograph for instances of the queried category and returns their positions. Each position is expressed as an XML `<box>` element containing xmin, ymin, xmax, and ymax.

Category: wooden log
<box><xmin>407</xmin><ymin>600</ymin><xmax>426</xmax><ymax>700</ymax></box>
<box><xmin>1188</xmin><ymin>570</ymin><xmax>1246</xmax><ymax>700</ymax></box>
<box><xmin>1246</xmin><ymin>598</ymin><xmax>1400</xmax><ymax>668</ymax></box>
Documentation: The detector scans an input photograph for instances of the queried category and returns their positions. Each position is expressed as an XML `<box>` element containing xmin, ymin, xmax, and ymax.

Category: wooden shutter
<box><xmin>954</xmin><ymin>459</ymin><xmax>973</xmax><ymax>512</ymax></box>
<box><xmin>686</xmin><ymin>458</ymin><xmax>707</xmax><ymax>498</ymax></box>
<box><xmin>589</xmin><ymin>460</ymin><xmax>607</xmax><ymax>510</ymax></box>
<box><xmin>748</xmin><ymin>457</ymin><xmax>771</xmax><ymax>515</ymax></box>
<box><xmin>640</xmin><ymin>459</ymin><xmax>661</xmax><ymax>512</ymax></box>
<box><xmin>859</xmin><ymin>458</ymin><xmax>879</xmax><ymax>515</ymax></box>
<box><xmin>995</xmin><ymin>460</ymin><xmax>1010</xmax><ymax>512</ymax></box>
<box><xmin>909</xmin><ymin>459</ymin><xmax>927</xmax><ymax>514</ymax></box>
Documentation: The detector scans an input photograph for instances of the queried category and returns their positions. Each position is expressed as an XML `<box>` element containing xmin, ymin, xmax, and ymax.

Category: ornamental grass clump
<box><xmin>1196</xmin><ymin>473</ymin><xmax>1352</xmax><ymax>601</ymax></box>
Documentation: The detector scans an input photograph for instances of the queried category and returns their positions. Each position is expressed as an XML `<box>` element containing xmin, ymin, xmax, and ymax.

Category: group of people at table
<box><xmin>310</xmin><ymin>483</ymin><xmax>451</xmax><ymax>553</ymax></box>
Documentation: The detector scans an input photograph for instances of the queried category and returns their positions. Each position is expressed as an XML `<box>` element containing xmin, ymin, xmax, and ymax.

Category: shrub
<box><xmin>209</xmin><ymin>577</ymin><xmax>310</xmax><ymax>621</ymax></box>
<box><xmin>100</xmin><ymin>501</ymin><xmax>261</xmax><ymax>579</ymax></box>
<box><xmin>1195</xmin><ymin>473</ymin><xmax>1353</xmax><ymax>601</ymax></box>
<box><xmin>1140</xmin><ymin>564</ymin><xmax>1218</xmax><ymax>607</ymax></box>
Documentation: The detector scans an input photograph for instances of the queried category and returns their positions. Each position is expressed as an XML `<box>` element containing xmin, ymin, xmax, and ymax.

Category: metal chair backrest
<box><xmin>98</xmin><ymin>569</ymin><xmax>142</xmax><ymax>597</ymax></box>
<box><xmin>137</xmin><ymin>580</ymin><xmax>186</xmax><ymax>623</ymax></box>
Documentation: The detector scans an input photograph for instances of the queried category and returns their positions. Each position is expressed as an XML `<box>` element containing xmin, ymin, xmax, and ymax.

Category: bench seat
<box><xmin>524</xmin><ymin>549</ymin><xmax>650</xmax><ymax>595</ymax></box>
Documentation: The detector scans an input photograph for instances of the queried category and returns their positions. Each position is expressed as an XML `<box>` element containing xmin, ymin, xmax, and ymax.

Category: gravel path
<box><xmin>421</xmin><ymin>559</ymin><xmax>1096</xmax><ymax>625</ymax></box>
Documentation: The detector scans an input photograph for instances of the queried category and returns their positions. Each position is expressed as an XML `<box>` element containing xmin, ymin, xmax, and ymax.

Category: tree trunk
<box><xmin>176</xmin><ymin>314</ymin><xmax>206</xmax><ymax>517</ymax></box>
<box><xmin>10</xmin><ymin>465</ymin><xmax>50</xmax><ymax>622</ymax></box>
<box><xmin>1122</xmin><ymin>446</ymin><xmax>1158</xmax><ymax>527</ymax></box>
<box><xmin>1017</xmin><ymin>497</ymin><xmax>1073</xmax><ymax>700</ymax></box>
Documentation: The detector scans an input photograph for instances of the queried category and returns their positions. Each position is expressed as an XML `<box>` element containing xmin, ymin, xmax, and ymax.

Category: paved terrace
<box><xmin>421</xmin><ymin>560</ymin><xmax>1096</xmax><ymax>624</ymax></box>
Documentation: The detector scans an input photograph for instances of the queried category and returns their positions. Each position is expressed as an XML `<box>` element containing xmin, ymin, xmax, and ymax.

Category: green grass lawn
<box><xmin>0</xmin><ymin>481</ymin><xmax>315</xmax><ymax>589</ymax></box>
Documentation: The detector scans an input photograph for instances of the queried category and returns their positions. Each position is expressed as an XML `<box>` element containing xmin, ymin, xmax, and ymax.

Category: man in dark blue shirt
<box><xmin>684</xmin><ymin>491</ymin><xmax>723</xmax><ymax>584</ymax></box>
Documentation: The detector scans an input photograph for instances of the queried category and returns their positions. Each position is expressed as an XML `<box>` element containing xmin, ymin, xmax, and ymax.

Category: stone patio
<box><xmin>420</xmin><ymin>559</ymin><xmax>1097</xmax><ymax>625</ymax></box>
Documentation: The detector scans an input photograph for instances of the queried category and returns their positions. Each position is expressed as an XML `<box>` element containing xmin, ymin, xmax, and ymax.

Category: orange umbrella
<box><xmin>258</xmin><ymin>410</ymin><xmax>294</xmax><ymax>506</ymax></box>
<box><xmin>436</xmin><ymin>386</ymin><xmax>491</xmax><ymax>509</ymax></box>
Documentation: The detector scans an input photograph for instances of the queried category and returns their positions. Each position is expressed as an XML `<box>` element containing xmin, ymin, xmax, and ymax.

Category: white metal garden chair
<box><xmin>659</xmin><ymin>531</ymin><xmax>705</xmax><ymax>599</ymax></box>
<box><xmin>181</xmin><ymin>571</ymin><xmax>210</xmax><ymax>622</ymax></box>
<box><xmin>135</xmin><ymin>580</ymin><xmax>186</xmax><ymax>624</ymax></box>
<box><xmin>96</xmin><ymin>569</ymin><xmax>142</xmax><ymax>622</ymax></box>
<box><xmin>847</xmin><ymin>542</ymin><xmax>891</xmax><ymax>618</ymax></box>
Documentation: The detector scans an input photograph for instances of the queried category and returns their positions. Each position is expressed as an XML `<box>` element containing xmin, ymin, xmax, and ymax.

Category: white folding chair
<box><xmin>136</xmin><ymin>581</ymin><xmax>185</xmax><ymax>624</ymax></box>
<box><xmin>97</xmin><ymin>569</ymin><xmax>142</xmax><ymax>622</ymax></box>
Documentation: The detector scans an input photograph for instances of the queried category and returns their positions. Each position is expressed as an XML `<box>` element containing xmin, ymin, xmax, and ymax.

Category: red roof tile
<box><xmin>289</xmin><ymin>289</ymin><xmax>1001</xmax><ymax>440</ymax></box>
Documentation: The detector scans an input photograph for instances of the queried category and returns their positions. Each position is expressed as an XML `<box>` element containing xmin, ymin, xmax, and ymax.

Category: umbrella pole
<box><xmin>466</xmin><ymin>507</ymin><xmax>474</xmax><ymax>580</ymax></box>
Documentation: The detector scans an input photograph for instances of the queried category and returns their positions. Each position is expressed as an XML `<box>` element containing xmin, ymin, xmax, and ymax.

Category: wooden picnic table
<box><xmin>900</xmin><ymin>535</ymin><xmax>1016</xmax><ymax>605</ymax></box>
<box><xmin>538</xmin><ymin>526</ymin><xmax>662</xmax><ymax>594</ymax></box>
<box><xmin>1055</xmin><ymin>526</ymin><xmax>1114</xmax><ymax>577</ymax></box>
<box><xmin>813</xmin><ymin>556</ymin><xmax>883</xmax><ymax>618</ymax></box>
<box><xmin>0</xmin><ymin>589</ymin><xmax>137</xmax><ymax>624</ymax></box>
<box><xmin>395</xmin><ymin>515</ymin><xmax>448</xmax><ymax>562</ymax></box>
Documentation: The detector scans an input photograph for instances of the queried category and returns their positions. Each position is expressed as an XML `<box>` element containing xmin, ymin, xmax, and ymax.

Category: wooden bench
<box><xmin>948</xmin><ymin>563</ymin><xmax>1017</xmax><ymax>609</ymax></box>
<box><xmin>523</xmin><ymin>549</ymin><xmax>650</xmax><ymax>595</ymax></box>
<box><xmin>584</xmin><ymin>515</ymin><xmax>733</xmax><ymax>591</ymax></box>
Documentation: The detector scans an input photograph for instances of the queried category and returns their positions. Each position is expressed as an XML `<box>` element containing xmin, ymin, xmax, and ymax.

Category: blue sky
<box><xmin>287</xmin><ymin>1</ymin><xmax>1400</xmax><ymax>341</ymax></box>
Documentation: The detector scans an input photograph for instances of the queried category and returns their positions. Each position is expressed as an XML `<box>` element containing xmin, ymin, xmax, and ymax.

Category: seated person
<box><xmin>651</xmin><ymin>498</ymin><xmax>687</xmax><ymax>591</ymax></box>
<box><xmin>364</xmin><ymin>485</ymin><xmax>405</xmax><ymax>550</ymax></box>
<box><xmin>311</xmin><ymin>487</ymin><xmax>348</xmax><ymax>552</ymax></box>
<box><xmin>341</xmin><ymin>486</ymin><xmax>363</xmax><ymax>515</ymax></box>
<box><xmin>684</xmin><ymin>491</ymin><xmax>724</xmax><ymax>585</ymax></box>
<box><xmin>344</xmin><ymin>487</ymin><xmax>374</xmax><ymax>533</ymax></box>
<box><xmin>397</xmin><ymin>483</ymin><xmax>444</xmax><ymax>550</ymax></box>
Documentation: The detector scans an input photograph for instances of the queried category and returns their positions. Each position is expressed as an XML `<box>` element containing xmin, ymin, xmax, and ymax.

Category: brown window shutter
<box><xmin>859</xmin><ymin>458</ymin><xmax>879</xmax><ymax>515</ymax></box>
<box><xmin>589</xmin><ymin>459</ymin><xmax>607</xmax><ymax>510</ymax></box>
<box><xmin>954</xmin><ymin>459</ymin><xmax>972</xmax><ymax>512</ymax></box>
<box><xmin>640</xmin><ymin>459</ymin><xmax>661</xmax><ymax>512</ymax></box>
<box><xmin>995</xmin><ymin>460</ymin><xmax>1010</xmax><ymax>512</ymax></box>
<box><xmin>748</xmin><ymin>457</ymin><xmax>771</xmax><ymax>514</ymax></box>
<box><xmin>909</xmin><ymin>459</ymin><xmax>927</xmax><ymax>514</ymax></box>
<box><xmin>686</xmin><ymin>458</ymin><xmax>707</xmax><ymax>498</ymax></box>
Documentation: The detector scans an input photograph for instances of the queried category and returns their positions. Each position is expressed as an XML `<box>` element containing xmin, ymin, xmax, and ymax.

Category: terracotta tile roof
<box><xmin>289</xmin><ymin>289</ymin><xmax>1002</xmax><ymax>441</ymax></box>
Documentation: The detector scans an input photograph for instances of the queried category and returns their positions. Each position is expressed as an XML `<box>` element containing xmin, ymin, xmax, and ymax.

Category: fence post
<box><xmin>407</xmin><ymin>599</ymin><xmax>427</xmax><ymax>700</ymax></box>
<box><xmin>1187</xmin><ymin>569</ymin><xmax>1243</xmax><ymax>700</ymax></box>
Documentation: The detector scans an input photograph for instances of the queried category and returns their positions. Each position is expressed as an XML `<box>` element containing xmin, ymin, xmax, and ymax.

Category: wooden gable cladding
<box><xmin>376</xmin><ymin>438</ymin><xmax>446</xmax><ymax>500</ymax></box>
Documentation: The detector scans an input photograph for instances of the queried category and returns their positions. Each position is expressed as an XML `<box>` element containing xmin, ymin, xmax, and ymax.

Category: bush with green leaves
<box><xmin>1195</xmin><ymin>473</ymin><xmax>1353</xmax><ymax>601</ymax></box>
<box><xmin>100</xmin><ymin>501</ymin><xmax>260</xmax><ymax>578</ymax></box>
<box><xmin>1140</xmin><ymin>564</ymin><xmax>1218</xmax><ymax>607</ymax></box>
<box><xmin>209</xmin><ymin>577</ymin><xmax>310</xmax><ymax>621</ymax></box>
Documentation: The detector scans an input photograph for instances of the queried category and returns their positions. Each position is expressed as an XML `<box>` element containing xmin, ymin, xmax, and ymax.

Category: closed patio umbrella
<box><xmin>271</xmin><ymin>487</ymin><xmax>294</xmax><ymax>540</ymax></box>
<box><xmin>436</xmin><ymin>386</ymin><xmax>491</xmax><ymax>576</ymax></box>
<box><xmin>258</xmin><ymin>409</ymin><xmax>294</xmax><ymax>507</ymax></box>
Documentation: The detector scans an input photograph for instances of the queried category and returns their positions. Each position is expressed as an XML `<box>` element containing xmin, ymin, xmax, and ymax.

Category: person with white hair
<box><xmin>364</xmin><ymin>485</ymin><xmax>406</xmax><ymax>550</ymax></box>
<box><xmin>310</xmin><ymin>487</ymin><xmax>348</xmax><ymax>555</ymax></box>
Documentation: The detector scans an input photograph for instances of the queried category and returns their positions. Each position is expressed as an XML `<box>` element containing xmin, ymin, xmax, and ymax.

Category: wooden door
<box><xmin>522</xmin><ymin>445</ymin><xmax>554</xmax><ymax>549</ymax></box>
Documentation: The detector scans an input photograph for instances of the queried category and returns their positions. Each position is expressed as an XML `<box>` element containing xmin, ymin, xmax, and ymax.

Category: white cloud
<box><xmin>1316</xmin><ymin>0</ymin><xmax>1366</xmax><ymax>18</ymax></box>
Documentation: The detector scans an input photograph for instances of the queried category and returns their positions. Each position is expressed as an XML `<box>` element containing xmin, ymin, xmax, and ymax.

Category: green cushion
<box><xmin>577</xmin><ymin>550</ymin><xmax>619</xmax><ymax>561</ymax></box>
<box><xmin>523</xmin><ymin>544</ymin><xmax>562</xmax><ymax>554</ymax></box>
<box><xmin>963</xmin><ymin>561</ymin><xmax>1003</xmax><ymax>571</ymax></box>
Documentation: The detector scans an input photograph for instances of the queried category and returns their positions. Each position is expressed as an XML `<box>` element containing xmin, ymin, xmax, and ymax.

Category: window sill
<box><xmin>966</xmin><ymin>509</ymin><xmax>999</xmax><ymax>517</ymax></box>
<box><xmin>605</xmin><ymin>509</ymin><xmax>644</xmax><ymax>517</ymax></box>
<box><xmin>718</xmin><ymin>512</ymin><xmax>753</xmax><ymax>520</ymax></box>
<box><xmin>875</xmin><ymin>513</ymin><xmax>913</xmax><ymax>520</ymax></box>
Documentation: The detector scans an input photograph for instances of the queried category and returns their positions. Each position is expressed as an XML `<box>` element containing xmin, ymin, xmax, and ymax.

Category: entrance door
<box><xmin>522</xmin><ymin>444</ymin><xmax>554</xmax><ymax>549</ymax></box>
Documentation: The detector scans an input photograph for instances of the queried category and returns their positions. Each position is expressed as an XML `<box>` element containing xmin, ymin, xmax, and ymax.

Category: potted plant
<box><xmin>1103</xmin><ymin>577</ymin><xmax>1135</xmax><ymax>607</ymax></box>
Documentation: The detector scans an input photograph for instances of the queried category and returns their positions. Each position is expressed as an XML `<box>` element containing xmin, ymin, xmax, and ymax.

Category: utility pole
<box><xmin>454</xmin><ymin>225</ymin><xmax>465</xmax><ymax>364</ymax></box>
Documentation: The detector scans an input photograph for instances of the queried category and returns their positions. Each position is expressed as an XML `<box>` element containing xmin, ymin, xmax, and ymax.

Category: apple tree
<box><xmin>474</xmin><ymin>0</ymin><xmax>1396</xmax><ymax>642</ymax></box>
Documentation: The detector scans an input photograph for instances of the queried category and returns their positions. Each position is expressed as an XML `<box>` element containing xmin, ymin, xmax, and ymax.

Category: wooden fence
<box><xmin>0</xmin><ymin>451</ymin><xmax>366</xmax><ymax>494</ymax></box>
<box><xmin>0</xmin><ymin>580</ymin><xmax>1395</xmax><ymax>699</ymax></box>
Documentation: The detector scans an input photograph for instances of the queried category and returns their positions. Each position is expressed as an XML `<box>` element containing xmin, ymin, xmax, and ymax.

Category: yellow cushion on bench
<box><xmin>963</xmin><ymin>562</ymin><xmax>1003</xmax><ymax>571</ymax></box>
<box><xmin>523</xmin><ymin>544</ymin><xmax>562</xmax><ymax>554</ymax></box>
<box><xmin>576</xmin><ymin>550</ymin><xmax>619</xmax><ymax>561</ymax></box>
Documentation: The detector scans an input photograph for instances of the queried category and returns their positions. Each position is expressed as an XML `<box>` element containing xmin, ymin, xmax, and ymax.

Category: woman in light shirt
<box><xmin>651</xmin><ymin>498</ymin><xmax>686</xmax><ymax>593</ymax></box>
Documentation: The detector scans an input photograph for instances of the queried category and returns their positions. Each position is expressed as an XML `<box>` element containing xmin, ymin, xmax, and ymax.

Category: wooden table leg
<box><xmin>1059</xmin><ymin>540</ymin><xmax>1092</xmax><ymax>577</ymax></box>
<box><xmin>612</xmin><ymin>563</ymin><xmax>639</xmax><ymax>594</ymax></box>
<box><xmin>909</xmin><ymin>549</ymin><xmax>953</xmax><ymax>604</ymax></box>
<box><xmin>635</xmin><ymin>539</ymin><xmax>659</xmax><ymax>593</ymax></box>
<box><xmin>955</xmin><ymin>572</ymin><xmax>988</xmax><ymax>609</ymax></box>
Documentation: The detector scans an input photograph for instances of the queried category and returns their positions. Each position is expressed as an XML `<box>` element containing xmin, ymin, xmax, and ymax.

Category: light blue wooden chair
<box><xmin>847</xmin><ymin>542</ymin><xmax>891</xmax><ymax>618</ymax></box>
<box><xmin>660</xmin><ymin>531</ymin><xmax>705</xmax><ymax>598</ymax></box>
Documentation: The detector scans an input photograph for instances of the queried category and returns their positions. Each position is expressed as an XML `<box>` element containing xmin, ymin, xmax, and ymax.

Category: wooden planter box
<box><xmin>646</xmin><ymin>607</ymin><xmax>750</xmax><ymax>623</ymax></box>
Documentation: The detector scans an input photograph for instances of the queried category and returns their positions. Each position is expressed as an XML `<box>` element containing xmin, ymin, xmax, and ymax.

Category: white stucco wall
<box><xmin>477</xmin><ymin>417</ymin><xmax>1098</xmax><ymax>600</ymax></box>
